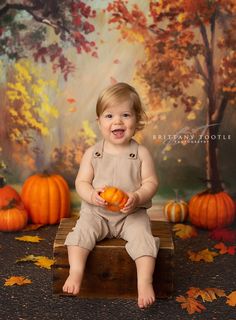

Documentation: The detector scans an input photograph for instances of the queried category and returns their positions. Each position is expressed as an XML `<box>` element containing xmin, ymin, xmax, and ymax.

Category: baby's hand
<box><xmin>121</xmin><ymin>192</ymin><xmax>139</xmax><ymax>214</ymax></box>
<box><xmin>91</xmin><ymin>188</ymin><xmax>107</xmax><ymax>207</ymax></box>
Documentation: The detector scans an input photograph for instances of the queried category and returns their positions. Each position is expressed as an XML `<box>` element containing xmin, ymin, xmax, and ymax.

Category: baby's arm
<box><xmin>75</xmin><ymin>146</ymin><xmax>106</xmax><ymax>206</ymax></box>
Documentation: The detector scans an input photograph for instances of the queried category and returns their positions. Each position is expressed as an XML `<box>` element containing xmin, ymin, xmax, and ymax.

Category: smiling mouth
<box><xmin>112</xmin><ymin>129</ymin><xmax>125</xmax><ymax>138</ymax></box>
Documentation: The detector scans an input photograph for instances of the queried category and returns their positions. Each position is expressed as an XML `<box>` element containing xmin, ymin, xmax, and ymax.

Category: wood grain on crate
<box><xmin>53</xmin><ymin>217</ymin><xmax>174</xmax><ymax>299</ymax></box>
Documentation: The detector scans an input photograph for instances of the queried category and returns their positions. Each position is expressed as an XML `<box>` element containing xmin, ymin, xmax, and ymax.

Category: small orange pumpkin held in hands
<box><xmin>0</xmin><ymin>200</ymin><xmax>28</xmax><ymax>232</ymax></box>
<box><xmin>21</xmin><ymin>172</ymin><xmax>70</xmax><ymax>225</ymax></box>
<box><xmin>99</xmin><ymin>186</ymin><xmax>128</xmax><ymax>212</ymax></box>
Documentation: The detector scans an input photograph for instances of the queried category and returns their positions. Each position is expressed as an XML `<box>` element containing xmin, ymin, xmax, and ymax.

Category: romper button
<box><xmin>129</xmin><ymin>153</ymin><xmax>135</xmax><ymax>158</ymax></box>
<box><xmin>95</xmin><ymin>152</ymin><xmax>101</xmax><ymax>157</ymax></box>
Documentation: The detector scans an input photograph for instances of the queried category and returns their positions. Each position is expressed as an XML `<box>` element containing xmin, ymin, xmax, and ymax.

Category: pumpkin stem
<box><xmin>42</xmin><ymin>170</ymin><xmax>51</xmax><ymax>176</ymax></box>
<box><xmin>173</xmin><ymin>189</ymin><xmax>179</xmax><ymax>202</ymax></box>
<box><xmin>0</xmin><ymin>176</ymin><xmax>7</xmax><ymax>188</ymax></box>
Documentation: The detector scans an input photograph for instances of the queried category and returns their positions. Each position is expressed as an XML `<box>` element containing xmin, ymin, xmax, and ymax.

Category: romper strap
<box><xmin>128</xmin><ymin>139</ymin><xmax>139</xmax><ymax>159</ymax></box>
<box><xmin>93</xmin><ymin>140</ymin><xmax>104</xmax><ymax>158</ymax></box>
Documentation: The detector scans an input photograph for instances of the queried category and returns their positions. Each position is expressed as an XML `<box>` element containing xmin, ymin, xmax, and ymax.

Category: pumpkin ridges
<box><xmin>204</xmin><ymin>194</ymin><xmax>211</xmax><ymax>229</ymax></box>
<box><xmin>221</xmin><ymin>192</ymin><xmax>234</xmax><ymax>226</ymax></box>
<box><xmin>21</xmin><ymin>173</ymin><xmax>70</xmax><ymax>225</ymax></box>
<box><xmin>0</xmin><ymin>183</ymin><xmax>22</xmax><ymax>207</ymax></box>
<box><xmin>40</xmin><ymin>176</ymin><xmax>50</xmax><ymax>224</ymax></box>
<box><xmin>0</xmin><ymin>207</ymin><xmax>27</xmax><ymax>232</ymax></box>
<box><xmin>52</xmin><ymin>175</ymin><xmax>70</xmax><ymax>219</ymax></box>
<box><xmin>48</xmin><ymin>176</ymin><xmax>60</xmax><ymax>224</ymax></box>
<box><xmin>189</xmin><ymin>191</ymin><xmax>235</xmax><ymax>230</ymax></box>
<box><xmin>164</xmin><ymin>200</ymin><xmax>188</xmax><ymax>223</ymax></box>
<box><xmin>21</xmin><ymin>176</ymin><xmax>37</xmax><ymax>215</ymax></box>
<box><xmin>100</xmin><ymin>186</ymin><xmax>128</xmax><ymax>212</ymax></box>
<box><xmin>32</xmin><ymin>177</ymin><xmax>41</xmax><ymax>224</ymax></box>
<box><xmin>179</xmin><ymin>202</ymin><xmax>188</xmax><ymax>221</ymax></box>
<box><xmin>215</xmin><ymin>193</ymin><xmax>224</xmax><ymax>229</ymax></box>
<box><xmin>202</xmin><ymin>193</ymin><xmax>210</xmax><ymax>228</ymax></box>
<box><xmin>190</xmin><ymin>195</ymin><xmax>200</xmax><ymax>227</ymax></box>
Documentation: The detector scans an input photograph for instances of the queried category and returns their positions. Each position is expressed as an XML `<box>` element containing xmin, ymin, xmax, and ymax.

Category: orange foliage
<box><xmin>172</xmin><ymin>223</ymin><xmax>198</xmax><ymax>239</ymax></box>
<box><xmin>188</xmin><ymin>248</ymin><xmax>219</xmax><ymax>262</ymax></box>
<box><xmin>176</xmin><ymin>295</ymin><xmax>206</xmax><ymax>314</ymax></box>
<box><xmin>4</xmin><ymin>276</ymin><xmax>32</xmax><ymax>286</ymax></box>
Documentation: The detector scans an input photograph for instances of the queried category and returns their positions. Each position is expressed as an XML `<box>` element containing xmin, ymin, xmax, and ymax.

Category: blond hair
<box><xmin>96</xmin><ymin>82</ymin><xmax>147</xmax><ymax>131</ymax></box>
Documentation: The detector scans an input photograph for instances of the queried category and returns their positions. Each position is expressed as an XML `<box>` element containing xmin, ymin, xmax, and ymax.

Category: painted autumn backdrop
<box><xmin>0</xmin><ymin>0</ymin><xmax>235</xmax><ymax>199</ymax></box>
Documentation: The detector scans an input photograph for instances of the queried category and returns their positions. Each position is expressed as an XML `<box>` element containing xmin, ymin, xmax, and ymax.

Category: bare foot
<box><xmin>137</xmin><ymin>281</ymin><xmax>155</xmax><ymax>309</ymax></box>
<box><xmin>62</xmin><ymin>270</ymin><xmax>83</xmax><ymax>295</ymax></box>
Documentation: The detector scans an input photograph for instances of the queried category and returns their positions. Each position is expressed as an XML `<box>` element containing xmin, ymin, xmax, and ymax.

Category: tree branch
<box><xmin>212</xmin><ymin>94</ymin><xmax>228</xmax><ymax>123</ymax></box>
<box><xmin>0</xmin><ymin>2</ymin><xmax>70</xmax><ymax>34</ymax></box>
<box><xmin>198</xmin><ymin>17</ymin><xmax>211</xmax><ymax>72</ymax></box>
<box><xmin>194</xmin><ymin>56</ymin><xmax>209</xmax><ymax>85</ymax></box>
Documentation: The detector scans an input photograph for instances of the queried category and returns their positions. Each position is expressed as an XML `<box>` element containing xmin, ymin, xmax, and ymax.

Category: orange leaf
<box><xmin>187</xmin><ymin>287</ymin><xmax>226</xmax><ymax>302</ymax></box>
<box><xmin>188</xmin><ymin>249</ymin><xmax>218</xmax><ymax>262</ymax></box>
<box><xmin>176</xmin><ymin>295</ymin><xmax>206</xmax><ymax>314</ymax></box>
<box><xmin>173</xmin><ymin>224</ymin><xmax>198</xmax><ymax>239</ymax></box>
<box><xmin>69</xmin><ymin>107</ymin><xmax>77</xmax><ymax>113</ymax></box>
<box><xmin>4</xmin><ymin>276</ymin><xmax>32</xmax><ymax>286</ymax></box>
<box><xmin>22</xmin><ymin>224</ymin><xmax>44</xmax><ymax>231</ymax></box>
<box><xmin>226</xmin><ymin>291</ymin><xmax>236</xmax><ymax>307</ymax></box>
<box><xmin>214</xmin><ymin>242</ymin><xmax>236</xmax><ymax>255</ymax></box>
<box><xmin>67</xmin><ymin>98</ymin><xmax>76</xmax><ymax>103</ymax></box>
<box><xmin>214</xmin><ymin>242</ymin><xmax>228</xmax><ymax>254</ymax></box>
<box><xmin>15</xmin><ymin>235</ymin><xmax>44</xmax><ymax>243</ymax></box>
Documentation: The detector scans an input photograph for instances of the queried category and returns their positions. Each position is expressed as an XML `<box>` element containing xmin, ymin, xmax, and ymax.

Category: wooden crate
<box><xmin>53</xmin><ymin>217</ymin><xmax>174</xmax><ymax>299</ymax></box>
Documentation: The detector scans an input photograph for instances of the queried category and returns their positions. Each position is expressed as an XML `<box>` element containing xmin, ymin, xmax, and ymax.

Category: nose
<box><xmin>113</xmin><ymin>115</ymin><xmax>123</xmax><ymax>124</ymax></box>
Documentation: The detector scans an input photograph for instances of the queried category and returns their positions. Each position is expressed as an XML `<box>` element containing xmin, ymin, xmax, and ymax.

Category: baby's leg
<box><xmin>120</xmin><ymin>211</ymin><xmax>158</xmax><ymax>308</ymax></box>
<box><xmin>135</xmin><ymin>256</ymin><xmax>156</xmax><ymax>309</ymax></box>
<box><xmin>63</xmin><ymin>245</ymin><xmax>89</xmax><ymax>295</ymax></box>
<box><xmin>63</xmin><ymin>212</ymin><xmax>110</xmax><ymax>295</ymax></box>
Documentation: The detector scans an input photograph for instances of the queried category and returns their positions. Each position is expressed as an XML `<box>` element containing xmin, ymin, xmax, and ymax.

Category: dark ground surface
<box><xmin>0</xmin><ymin>221</ymin><xmax>236</xmax><ymax>320</ymax></box>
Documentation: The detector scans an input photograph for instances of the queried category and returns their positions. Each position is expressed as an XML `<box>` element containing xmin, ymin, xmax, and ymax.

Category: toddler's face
<box><xmin>97</xmin><ymin>100</ymin><xmax>137</xmax><ymax>145</ymax></box>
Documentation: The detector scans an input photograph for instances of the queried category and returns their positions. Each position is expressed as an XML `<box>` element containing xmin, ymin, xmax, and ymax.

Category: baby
<box><xmin>63</xmin><ymin>82</ymin><xmax>159</xmax><ymax>308</ymax></box>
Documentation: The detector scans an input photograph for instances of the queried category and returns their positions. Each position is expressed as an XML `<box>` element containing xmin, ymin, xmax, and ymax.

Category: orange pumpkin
<box><xmin>100</xmin><ymin>186</ymin><xmax>128</xmax><ymax>212</ymax></box>
<box><xmin>0</xmin><ymin>177</ymin><xmax>22</xmax><ymax>207</ymax></box>
<box><xmin>164</xmin><ymin>200</ymin><xmax>188</xmax><ymax>223</ymax></box>
<box><xmin>189</xmin><ymin>191</ymin><xmax>235</xmax><ymax>229</ymax></box>
<box><xmin>21</xmin><ymin>173</ymin><xmax>70</xmax><ymax>225</ymax></box>
<box><xmin>0</xmin><ymin>203</ymin><xmax>28</xmax><ymax>232</ymax></box>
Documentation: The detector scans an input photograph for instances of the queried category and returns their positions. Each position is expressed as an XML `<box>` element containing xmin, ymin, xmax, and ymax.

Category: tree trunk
<box><xmin>205</xmin><ymin>100</ymin><xmax>223</xmax><ymax>193</ymax></box>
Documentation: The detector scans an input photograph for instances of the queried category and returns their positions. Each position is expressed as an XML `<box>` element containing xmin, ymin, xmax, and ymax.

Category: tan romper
<box><xmin>65</xmin><ymin>139</ymin><xmax>160</xmax><ymax>260</ymax></box>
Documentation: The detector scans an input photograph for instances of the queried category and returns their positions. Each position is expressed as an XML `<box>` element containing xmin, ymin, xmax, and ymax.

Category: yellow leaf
<box><xmin>34</xmin><ymin>256</ymin><xmax>55</xmax><ymax>270</ymax></box>
<box><xmin>187</xmin><ymin>111</ymin><xmax>196</xmax><ymax>120</ymax></box>
<box><xmin>15</xmin><ymin>235</ymin><xmax>44</xmax><ymax>243</ymax></box>
<box><xmin>188</xmin><ymin>249</ymin><xmax>218</xmax><ymax>262</ymax></box>
<box><xmin>226</xmin><ymin>291</ymin><xmax>236</xmax><ymax>306</ymax></box>
<box><xmin>176</xmin><ymin>295</ymin><xmax>206</xmax><ymax>314</ymax></box>
<box><xmin>187</xmin><ymin>287</ymin><xmax>226</xmax><ymax>302</ymax></box>
<box><xmin>4</xmin><ymin>276</ymin><xmax>32</xmax><ymax>286</ymax></box>
<box><xmin>177</xmin><ymin>13</ymin><xmax>187</xmax><ymax>23</ymax></box>
<box><xmin>16</xmin><ymin>255</ymin><xmax>38</xmax><ymax>263</ymax></box>
<box><xmin>16</xmin><ymin>255</ymin><xmax>55</xmax><ymax>269</ymax></box>
<box><xmin>173</xmin><ymin>224</ymin><xmax>198</xmax><ymax>239</ymax></box>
